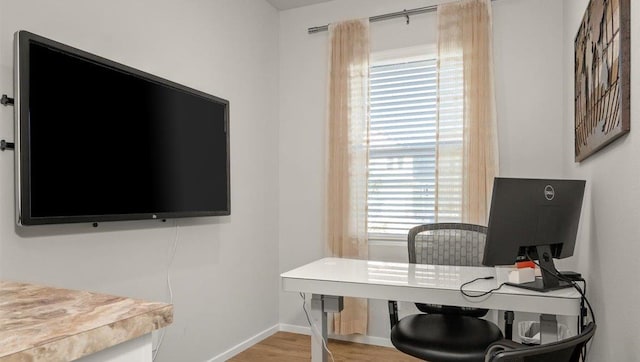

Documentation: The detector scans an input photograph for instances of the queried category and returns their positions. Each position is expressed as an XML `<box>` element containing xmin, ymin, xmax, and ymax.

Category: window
<box><xmin>367</xmin><ymin>49</ymin><xmax>463</xmax><ymax>241</ymax></box>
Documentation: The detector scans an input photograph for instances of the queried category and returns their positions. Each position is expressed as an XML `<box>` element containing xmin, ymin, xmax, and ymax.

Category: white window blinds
<box><xmin>368</xmin><ymin>57</ymin><xmax>463</xmax><ymax>241</ymax></box>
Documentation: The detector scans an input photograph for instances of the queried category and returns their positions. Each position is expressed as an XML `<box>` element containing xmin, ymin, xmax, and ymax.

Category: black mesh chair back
<box><xmin>485</xmin><ymin>322</ymin><xmax>596</xmax><ymax>362</ymax></box>
<box><xmin>409</xmin><ymin>223</ymin><xmax>487</xmax><ymax>266</ymax></box>
<box><xmin>409</xmin><ymin>223</ymin><xmax>488</xmax><ymax>317</ymax></box>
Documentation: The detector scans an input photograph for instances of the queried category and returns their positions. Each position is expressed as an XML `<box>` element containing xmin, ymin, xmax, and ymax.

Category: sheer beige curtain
<box><xmin>437</xmin><ymin>0</ymin><xmax>499</xmax><ymax>225</ymax></box>
<box><xmin>326</xmin><ymin>19</ymin><xmax>369</xmax><ymax>335</ymax></box>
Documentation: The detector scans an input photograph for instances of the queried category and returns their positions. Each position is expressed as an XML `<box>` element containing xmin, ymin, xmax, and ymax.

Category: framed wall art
<box><xmin>574</xmin><ymin>0</ymin><xmax>630</xmax><ymax>162</ymax></box>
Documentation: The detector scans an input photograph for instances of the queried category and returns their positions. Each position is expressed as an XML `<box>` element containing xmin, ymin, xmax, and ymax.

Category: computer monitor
<box><xmin>482</xmin><ymin>177</ymin><xmax>586</xmax><ymax>292</ymax></box>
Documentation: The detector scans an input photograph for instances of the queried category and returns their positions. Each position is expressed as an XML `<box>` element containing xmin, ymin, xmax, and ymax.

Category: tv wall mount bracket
<box><xmin>1</xmin><ymin>94</ymin><xmax>15</xmax><ymax>151</ymax></box>
<box><xmin>1</xmin><ymin>94</ymin><xmax>14</xmax><ymax>106</ymax></box>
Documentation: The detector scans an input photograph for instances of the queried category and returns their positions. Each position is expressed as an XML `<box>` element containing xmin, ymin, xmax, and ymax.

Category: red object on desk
<box><xmin>516</xmin><ymin>261</ymin><xmax>536</xmax><ymax>269</ymax></box>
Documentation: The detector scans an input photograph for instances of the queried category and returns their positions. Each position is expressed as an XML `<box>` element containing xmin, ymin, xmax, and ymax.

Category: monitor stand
<box><xmin>505</xmin><ymin>245</ymin><xmax>573</xmax><ymax>292</ymax></box>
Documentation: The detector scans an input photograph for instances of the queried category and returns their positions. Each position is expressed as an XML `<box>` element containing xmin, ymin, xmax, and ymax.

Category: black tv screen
<box><xmin>15</xmin><ymin>31</ymin><xmax>230</xmax><ymax>225</ymax></box>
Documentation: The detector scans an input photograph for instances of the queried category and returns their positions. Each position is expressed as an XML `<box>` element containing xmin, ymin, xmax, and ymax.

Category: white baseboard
<box><xmin>279</xmin><ymin>323</ymin><xmax>312</xmax><ymax>335</ymax></box>
<box><xmin>330</xmin><ymin>333</ymin><xmax>393</xmax><ymax>348</ymax></box>
<box><xmin>279</xmin><ymin>323</ymin><xmax>393</xmax><ymax>348</ymax></box>
<box><xmin>206</xmin><ymin>325</ymin><xmax>279</xmax><ymax>362</ymax></box>
<box><xmin>207</xmin><ymin>323</ymin><xmax>394</xmax><ymax>361</ymax></box>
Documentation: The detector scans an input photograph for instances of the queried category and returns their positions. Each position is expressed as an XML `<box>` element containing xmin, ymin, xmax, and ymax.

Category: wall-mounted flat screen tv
<box><xmin>14</xmin><ymin>31</ymin><xmax>230</xmax><ymax>225</ymax></box>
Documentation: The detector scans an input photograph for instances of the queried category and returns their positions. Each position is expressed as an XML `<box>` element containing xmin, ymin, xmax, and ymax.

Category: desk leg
<box><xmin>540</xmin><ymin>314</ymin><xmax>558</xmax><ymax>344</ymax></box>
<box><xmin>310</xmin><ymin>294</ymin><xmax>344</xmax><ymax>362</ymax></box>
<box><xmin>310</xmin><ymin>294</ymin><xmax>328</xmax><ymax>362</ymax></box>
<box><xmin>503</xmin><ymin>311</ymin><xmax>514</xmax><ymax>340</ymax></box>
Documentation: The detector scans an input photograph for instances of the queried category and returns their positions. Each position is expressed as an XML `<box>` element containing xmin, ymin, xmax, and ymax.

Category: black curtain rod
<box><xmin>307</xmin><ymin>0</ymin><xmax>498</xmax><ymax>34</ymax></box>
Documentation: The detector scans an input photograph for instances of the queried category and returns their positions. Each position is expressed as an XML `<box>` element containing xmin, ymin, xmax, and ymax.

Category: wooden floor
<box><xmin>229</xmin><ymin>332</ymin><xmax>420</xmax><ymax>362</ymax></box>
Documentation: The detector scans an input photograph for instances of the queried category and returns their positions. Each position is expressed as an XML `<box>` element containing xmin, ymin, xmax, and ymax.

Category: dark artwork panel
<box><xmin>574</xmin><ymin>0</ymin><xmax>630</xmax><ymax>162</ymax></box>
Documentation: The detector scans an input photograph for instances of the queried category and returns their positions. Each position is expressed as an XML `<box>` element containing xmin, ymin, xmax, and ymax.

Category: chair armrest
<box><xmin>484</xmin><ymin>339</ymin><xmax>522</xmax><ymax>362</ymax></box>
<box><xmin>388</xmin><ymin>300</ymin><xmax>398</xmax><ymax>329</ymax></box>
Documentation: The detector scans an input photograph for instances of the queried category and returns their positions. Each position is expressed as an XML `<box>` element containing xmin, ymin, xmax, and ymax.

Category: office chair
<box><xmin>485</xmin><ymin>322</ymin><xmax>596</xmax><ymax>362</ymax></box>
<box><xmin>389</xmin><ymin>223</ymin><xmax>504</xmax><ymax>362</ymax></box>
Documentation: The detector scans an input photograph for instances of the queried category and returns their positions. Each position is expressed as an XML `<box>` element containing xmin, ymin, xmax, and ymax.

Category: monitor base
<box><xmin>505</xmin><ymin>278</ymin><xmax>573</xmax><ymax>292</ymax></box>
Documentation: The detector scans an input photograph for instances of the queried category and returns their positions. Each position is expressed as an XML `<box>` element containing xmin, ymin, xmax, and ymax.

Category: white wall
<box><xmin>493</xmin><ymin>0</ymin><xmax>564</xmax><ymax>178</ymax></box>
<box><xmin>278</xmin><ymin>0</ymin><xmax>565</xmax><ymax>341</ymax></box>
<box><xmin>563</xmin><ymin>1</ymin><xmax>640</xmax><ymax>360</ymax></box>
<box><xmin>0</xmin><ymin>1</ymin><xmax>280</xmax><ymax>361</ymax></box>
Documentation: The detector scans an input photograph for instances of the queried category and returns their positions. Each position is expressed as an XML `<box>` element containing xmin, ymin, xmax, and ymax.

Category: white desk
<box><xmin>281</xmin><ymin>257</ymin><xmax>582</xmax><ymax>362</ymax></box>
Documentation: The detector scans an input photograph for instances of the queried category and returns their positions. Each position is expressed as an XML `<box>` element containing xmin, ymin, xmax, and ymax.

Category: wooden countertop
<box><xmin>0</xmin><ymin>281</ymin><xmax>173</xmax><ymax>361</ymax></box>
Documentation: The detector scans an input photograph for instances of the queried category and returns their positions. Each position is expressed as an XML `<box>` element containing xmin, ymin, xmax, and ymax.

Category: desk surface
<box><xmin>282</xmin><ymin>258</ymin><xmax>581</xmax><ymax>316</ymax></box>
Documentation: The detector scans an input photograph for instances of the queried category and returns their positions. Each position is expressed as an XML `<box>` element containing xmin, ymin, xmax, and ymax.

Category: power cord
<box><xmin>460</xmin><ymin>256</ymin><xmax>595</xmax><ymax>362</ymax></box>
<box><xmin>524</xmin><ymin>251</ymin><xmax>596</xmax><ymax>325</ymax></box>
<box><xmin>562</xmin><ymin>277</ymin><xmax>587</xmax><ymax>336</ymax></box>
<box><xmin>459</xmin><ymin>276</ymin><xmax>506</xmax><ymax>298</ymax></box>
<box><xmin>573</xmin><ymin>278</ymin><xmax>590</xmax><ymax>361</ymax></box>
<box><xmin>524</xmin><ymin>251</ymin><xmax>595</xmax><ymax>361</ymax></box>
<box><xmin>153</xmin><ymin>221</ymin><xmax>180</xmax><ymax>362</ymax></box>
<box><xmin>299</xmin><ymin>293</ymin><xmax>335</xmax><ymax>362</ymax></box>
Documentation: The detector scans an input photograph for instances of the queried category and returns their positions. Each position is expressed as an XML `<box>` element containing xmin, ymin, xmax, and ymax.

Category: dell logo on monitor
<box><xmin>544</xmin><ymin>185</ymin><xmax>555</xmax><ymax>200</ymax></box>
